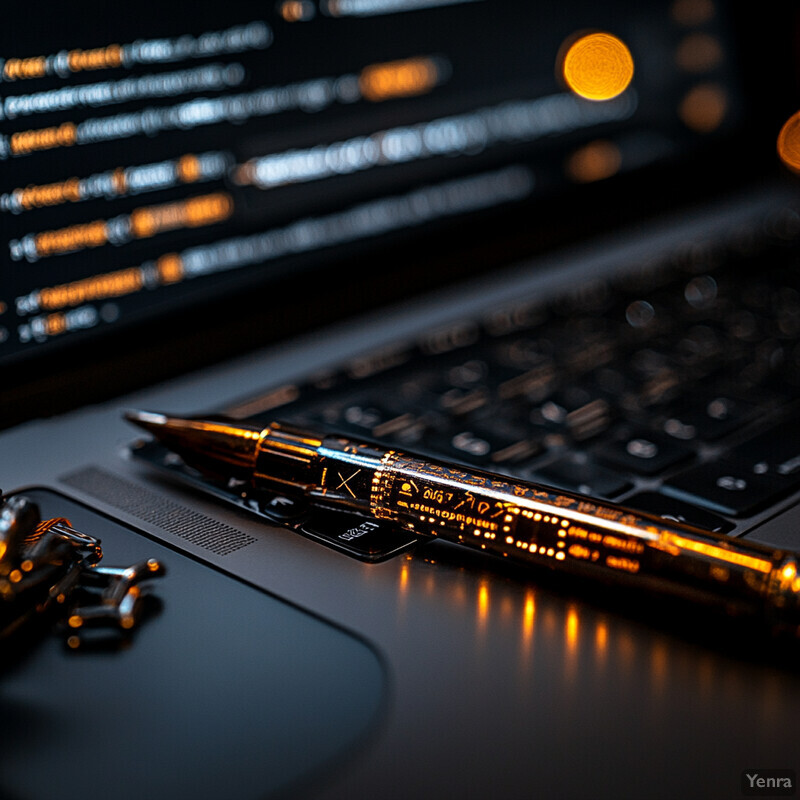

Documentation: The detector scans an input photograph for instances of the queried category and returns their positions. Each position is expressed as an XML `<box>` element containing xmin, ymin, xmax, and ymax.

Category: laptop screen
<box><xmin>0</xmin><ymin>1</ymin><xmax>751</xmax><ymax>369</ymax></box>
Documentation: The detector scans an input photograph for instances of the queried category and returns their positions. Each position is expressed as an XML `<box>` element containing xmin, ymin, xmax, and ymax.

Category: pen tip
<box><xmin>123</xmin><ymin>408</ymin><xmax>261</xmax><ymax>477</ymax></box>
<box><xmin>124</xmin><ymin>409</ymin><xmax>169</xmax><ymax>428</ymax></box>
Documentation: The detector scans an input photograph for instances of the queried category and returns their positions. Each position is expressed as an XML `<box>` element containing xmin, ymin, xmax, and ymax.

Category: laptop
<box><xmin>2</xmin><ymin>1</ymin><xmax>800</xmax><ymax>798</ymax></box>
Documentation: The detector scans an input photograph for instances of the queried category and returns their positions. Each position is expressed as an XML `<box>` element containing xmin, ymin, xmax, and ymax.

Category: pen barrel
<box><xmin>253</xmin><ymin>427</ymin><xmax>800</xmax><ymax>633</ymax></box>
<box><xmin>370</xmin><ymin>452</ymin><xmax>800</xmax><ymax>632</ymax></box>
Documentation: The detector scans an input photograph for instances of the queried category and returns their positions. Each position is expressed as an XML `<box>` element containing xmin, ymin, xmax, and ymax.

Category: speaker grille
<box><xmin>61</xmin><ymin>467</ymin><xmax>256</xmax><ymax>556</ymax></box>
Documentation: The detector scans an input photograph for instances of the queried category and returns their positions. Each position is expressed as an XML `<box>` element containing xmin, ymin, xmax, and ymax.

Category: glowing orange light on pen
<box><xmin>663</xmin><ymin>534</ymin><xmax>772</xmax><ymax>573</ymax></box>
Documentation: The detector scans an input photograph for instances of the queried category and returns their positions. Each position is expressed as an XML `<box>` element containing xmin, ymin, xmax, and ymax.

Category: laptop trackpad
<box><xmin>1</xmin><ymin>489</ymin><xmax>386</xmax><ymax>800</ymax></box>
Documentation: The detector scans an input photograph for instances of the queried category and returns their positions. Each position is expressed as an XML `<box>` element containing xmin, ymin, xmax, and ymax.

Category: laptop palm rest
<box><xmin>0</xmin><ymin>490</ymin><xmax>386</xmax><ymax>800</ymax></box>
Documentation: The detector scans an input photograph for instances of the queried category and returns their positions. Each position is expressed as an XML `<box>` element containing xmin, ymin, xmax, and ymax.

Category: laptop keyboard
<box><xmin>231</xmin><ymin>210</ymin><xmax>800</xmax><ymax>542</ymax></box>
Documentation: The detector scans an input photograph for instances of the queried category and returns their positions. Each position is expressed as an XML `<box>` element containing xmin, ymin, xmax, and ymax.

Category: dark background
<box><xmin>0</xmin><ymin>1</ymin><xmax>797</xmax><ymax>427</ymax></box>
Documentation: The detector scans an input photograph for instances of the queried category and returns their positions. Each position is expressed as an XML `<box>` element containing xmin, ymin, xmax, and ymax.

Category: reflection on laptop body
<box><xmin>2</xmin><ymin>2</ymin><xmax>800</xmax><ymax>799</ymax></box>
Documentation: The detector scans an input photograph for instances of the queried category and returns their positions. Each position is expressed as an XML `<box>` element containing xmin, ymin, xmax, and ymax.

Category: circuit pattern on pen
<box><xmin>306</xmin><ymin>435</ymin><xmax>800</xmax><ymax>628</ymax></box>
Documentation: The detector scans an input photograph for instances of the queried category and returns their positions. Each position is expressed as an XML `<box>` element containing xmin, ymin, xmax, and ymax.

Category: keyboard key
<box><xmin>565</xmin><ymin>399</ymin><xmax>613</xmax><ymax>441</ymax></box>
<box><xmin>427</xmin><ymin>423</ymin><xmax>545</xmax><ymax>466</ymax></box>
<box><xmin>300</xmin><ymin>509</ymin><xmax>417</xmax><ymax>562</ymax></box>
<box><xmin>733</xmin><ymin>419</ymin><xmax>800</xmax><ymax>481</ymax></box>
<box><xmin>437</xmin><ymin>387</ymin><xmax>489</xmax><ymax>415</ymax></box>
<box><xmin>325</xmin><ymin>402</ymin><xmax>417</xmax><ymax>436</ymax></box>
<box><xmin>662</xmin><ymin>395</ymin><xmax>755</xmax><ymax>442</ymax></box>
<box><xmin>496</xmin><ymin>362</ymin><xmax>558</xmax><ymax>402</ymax></box>
<box><xmin>533</xmin><ymin>454</ymin><xmax>631</xmax><ymax>498</ymax></box>
<box><xmin>623</xmin><ymin>492</ymin><xmax>733</xmax><ymax>533</ymax></box>
<box><xmin>314</xmin><ymin>399</ymin><xmax>429</xmax><ymax>445</ymax></box>
<box><xmin>440</xmin><ymin>430</ymin><xmax>493</xmax><ymax>463</ymax></box>
<box><xmin>596</xmin><ymin>430</ymin><xmax>693</xmax><ymax>476</ymax></box>
<box><xmin>444</xmin><ymin>358</ymin><xmax>489</xmax><ymax>387</ymax></box>
<box><xmin>662</xmin><ymin>460</ymin><xmax>791</xmax><ymax>516</ymax></box>
<box><xmin>532</xmin><ymin>389</ymin><xmax>613</xmax><ymax>440</ymax></box>
<box><xmin>482</xmin><ymin>300</ymin><xmax>548</xmax><ymax>337</ymax></box>
<box><xmin>635</xmin><ymin>367</ymin><xmax>683</xmax><ymax>408</ymax></box>
<box><xmin>253</xmin><ymin>492</ymin><xmax>309</xmax><ymax>523</ymax></box>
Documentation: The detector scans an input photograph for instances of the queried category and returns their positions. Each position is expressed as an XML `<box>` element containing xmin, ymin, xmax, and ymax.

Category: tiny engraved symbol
<box><xmin>336</xmin><ymin>469</ymin><xmax>362</xmax><ymax>498</ymax></box>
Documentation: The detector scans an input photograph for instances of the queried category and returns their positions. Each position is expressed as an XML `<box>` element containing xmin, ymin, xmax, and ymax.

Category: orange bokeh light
<box><xmin>566</xmin><ymin>139</ymin><xmax>622</xmax><ymax>183</ymax></box>
<box><xmin>778</xmin><ymin>111</ymin><xmax>800</xmax><ymax>174</ymax></box>
<box><xmin>671</xmin><ymin>0</ymin><xmax>715</xmax><ymax>27</ymax></box>
<box><xmin>560</xmin><ymin>32</ymin><xmax>634</xmax><ymax>102</ymax></box>
<box><xmin>679</xmin><ymin>83</ymin><xmax>727</xmax><ymax>133</ymax></box>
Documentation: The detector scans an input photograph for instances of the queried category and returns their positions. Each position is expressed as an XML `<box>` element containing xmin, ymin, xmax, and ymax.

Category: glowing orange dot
<box><xmin>566</xmin><ymin>607</ymin><xmax>579</xmax><ymax>648</ymax></box>
<box><xmin>566</xmin><ymin>140</ymin><xmax>622</xmax><ymax>183</ymax></box>
<box><xmin>560</xmin><ymin>32</ymin><xmax>634</xmax><ymax>101</ymax></box>
<box><xmin>523</xmin><ymin>593</ymin><xmax>535</xmax><ymax>639</ymax></box>
<box><xmin>177</xmin><ymin>154</ymin><xmax>201</xmax><ymax>183</ymax></box>
<box><xmin>675</xmin><ymin>33</ymin><xmax>722</xmax><ymax>73</ymax></box>
<box><xmin>778</xmin><ymin>112</ymin><xmax>800</xmax><ymax>175</ymax></box>
<box><xmin>671</xmin><ymin>0</ymin><xmax>715</xmax><ymax>27</ymax></box>
<box><xmin>279</xmin><ymin>0</ymin><xmax>315</xmax><ymax>21</ymax></box>
<box><xmin>679</xmin><ymin>83</ymin><xmax>727</xmax><ymax>133</ymax></box>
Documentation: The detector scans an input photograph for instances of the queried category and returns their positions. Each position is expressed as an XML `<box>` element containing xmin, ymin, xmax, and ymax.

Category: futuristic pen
<box><xmin>126</xmin><ymin>410</ymin><xmax>800</xmax><ymax>633</ymax></box>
